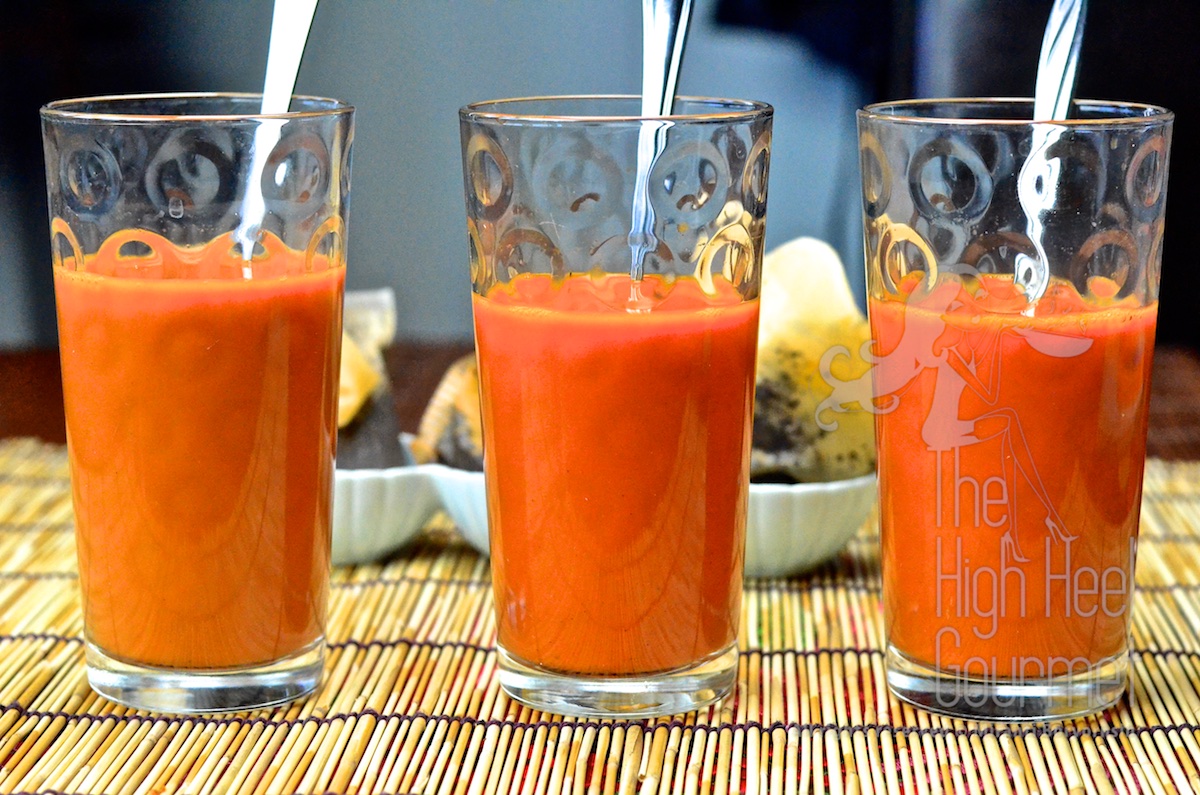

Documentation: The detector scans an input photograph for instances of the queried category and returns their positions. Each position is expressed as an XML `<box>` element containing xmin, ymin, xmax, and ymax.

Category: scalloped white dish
<box><xmin>429</xmin><ymin>464</ymin><xmax>490</xmax><ymax>553</ymax></box>
<box><xmin>334</xmin><ymin>466</ymin><xmax>876</xmax><ymax>576</ymax></box>
<box><xmin>332</xmin><ymin>466</ymin><xmax>441</xmax><ymax>565</ymax></box>
<box><xmin>745</xmin><ymin>474</ymin><xmax>876</xmax><ymax>576</ymax></box>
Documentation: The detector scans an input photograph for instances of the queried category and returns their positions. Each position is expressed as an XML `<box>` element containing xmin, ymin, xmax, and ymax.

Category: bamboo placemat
<box><xmin>1</xmin><ymin>438</ymin><xmax>1200</xmax><ymax>794</ymax></box>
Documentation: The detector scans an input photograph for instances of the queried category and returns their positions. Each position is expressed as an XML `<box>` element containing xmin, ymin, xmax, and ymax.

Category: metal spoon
<box><xmin>641</xmin><ymin>0</ymin><xmax>693</xmax><ymax>118</ymax></box>
<box><xmin>260</xmin><ymin>0</ymin><xmax>320</xmax><ymax>116</ymax></box>
<box><xmin>1033</xmin><ymin>0</ymin><xmax>1087</xmax><ymax>122</ymax></box>
<box><xmin>628</xmin><ymin>0</ymin><xmax>693</xmax><ymax>290</ymax></box>
<box><xmin>1015</xmin><ymin>0</ymin><xmax>1088</xmax><ymax>304</ymax></box>
<box><xmin>234</xmin><ymin>0</ymin><xmax>321</xmax><ymax>263</ymax></box>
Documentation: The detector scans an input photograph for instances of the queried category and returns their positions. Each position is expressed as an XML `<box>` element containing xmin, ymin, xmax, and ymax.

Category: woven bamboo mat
<box><xmin>2</xmin><ymin>439</ymin><xmax>1200</xmax><ymax>794</ymax></box>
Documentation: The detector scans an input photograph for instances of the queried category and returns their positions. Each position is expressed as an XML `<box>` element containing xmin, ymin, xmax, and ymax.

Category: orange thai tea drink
<box><xmin>475</xmin><ymin>273</ymin><xmax>757</xmax><ymax>676</ymax></box>
<box><xmin>42</xmin><ymin>94</ymin><xmax>353</xmax><ymax>713</ymax></box>
<box><xmin>460</xmin><ymin>96</ymin><xmax>773</xmax><ymax>717</ymax></box>
<box><xmin>850</xmin><ymin>99</ymin><xmax>1173</xmax><ymax>720</ymax></box>
<box><xmin>871</xmin><ymin>274</ymin><xmax>1154</xmax><ymax>689</ymax></box>
<box><xmin>55</xmin><ymin>230</ymin><xmax>342</xmax><ymax>671</ymax></box>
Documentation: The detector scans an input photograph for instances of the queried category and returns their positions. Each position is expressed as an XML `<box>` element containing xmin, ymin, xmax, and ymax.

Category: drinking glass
<box><xmin>848</xmin><ymin>98</ymin><xmax>1172</xmax><ymax>719</ymax></box>
<box><xmin>41</xmin><ymin>93</ymin><xmax>354</xmax><ymax>712</ymax></box>
<box><xmin>459</xmin><ymin>95</ymin><xmax>772</xmax><ymax>717</ymax></box>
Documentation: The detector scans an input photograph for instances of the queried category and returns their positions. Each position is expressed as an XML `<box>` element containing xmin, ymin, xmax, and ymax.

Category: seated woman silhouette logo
<box><xmin>817</xmin><ymin>269</ymin><xmax>1092</xmax><ymax>562</ymax></box>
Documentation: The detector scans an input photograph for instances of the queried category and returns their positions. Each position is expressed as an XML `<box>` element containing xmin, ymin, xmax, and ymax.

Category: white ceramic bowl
<box><xmin>333</xmin><ymin>466</ymin><xmax>876</xmax><ymax>576</ymax></box>
<box><xmin>744</xmin><ymin>474</ymin><xmax>876</xmax><ymax>576</ymax></box>
<box><xmin>331</xmin><ymin>466</ymin><xmax>440</xmax><ymax>565</ymax></box>
<box><xmin>429</xmin><ymin>464</ymin><xmax>490</xmax><ymax>553</ymax></box>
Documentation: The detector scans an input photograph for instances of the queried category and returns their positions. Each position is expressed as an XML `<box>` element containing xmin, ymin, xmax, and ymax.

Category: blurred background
<box><xmin>0</xmin><ymin>0</ymin><xmax>1195</xmax><ymax>353</ymax></box>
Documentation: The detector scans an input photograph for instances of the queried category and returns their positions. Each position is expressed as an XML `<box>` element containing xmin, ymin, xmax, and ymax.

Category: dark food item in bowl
<box><xmin>411</xmin><ymin>355</ymin><xmax>484</xmax><ymax>470</ymax></box>
<box><xmin>335</xmin><ymin>289</ymin><xmax>405</xmax><ymax>470</ymax></box>
<box><xmin>748</xmin><ymin>237</ymin><xmax>876</xmax><ymax>484</ymax></box>
<box><xmin>336</xmin><ymin>388</ymin><xmax>407</xmax><ymax>470</ymax></box>
<box><xmin>417</xmin><ymin>235</ymin><xmax>881</xmax><ymax>486</ymax></box>
<box><xmin>750</xmin><ymin>335</ymin><xmax>876</xmax><ymax>484</ymax></box>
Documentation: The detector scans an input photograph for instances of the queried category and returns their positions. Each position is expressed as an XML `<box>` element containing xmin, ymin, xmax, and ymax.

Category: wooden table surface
<box><xmin>4</xmin><ymin>343</ymin><xmax>1200</xmax><ymax>458</ymax></box>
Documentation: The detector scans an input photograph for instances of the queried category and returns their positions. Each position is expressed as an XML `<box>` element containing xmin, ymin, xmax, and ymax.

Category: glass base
<box><xmin>886</xmin><ymin>645</ymin><xmax>1128</xmax><ymax>721</ymax></box>
<box><xmin>497</xmin><ymin>644</ymin><xmax>737</xmax><ymax>719</ymax></box>
<box><xmin>85</xmin><ymin>639</ymin><xmax>325</xmax><ymax>714</ymax></box>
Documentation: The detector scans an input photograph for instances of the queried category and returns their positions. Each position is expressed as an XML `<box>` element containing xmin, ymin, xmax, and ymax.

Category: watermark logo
<box><xmin>813</xmin><ymin>265</ymin><xmax>1135</xmax><ymax>706</ymax></box>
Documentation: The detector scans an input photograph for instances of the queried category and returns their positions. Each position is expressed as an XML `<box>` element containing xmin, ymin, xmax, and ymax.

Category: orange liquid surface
<box><xmin>871</xmin><ymin>274</ymin><xmax>1156</xmax><ymax>678</ymax></box>
<box><xmin>474</xmin><ymin>273</ymin><xmax>758</xmax><ymax>676</ymax></box>
<box><xmin>54</xmin><ymin>233</ymin><xmax>343</xmax><ymax>670</ymax></box>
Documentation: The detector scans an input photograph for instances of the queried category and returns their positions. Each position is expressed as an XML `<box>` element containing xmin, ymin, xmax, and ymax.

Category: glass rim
<box><xmin>459</xmin><ymin>94</ymin><xmax>773</xmax><ymax>124</ymax></box>
<box><xmin>859</xmin><ymin>97</ymin><xmax>1173</xmax><ymax>126</ymax></box>
<box><xmin>40</xmin><ymin>92</ymin><xmax>354</xmax><ymax>123</ymax></box>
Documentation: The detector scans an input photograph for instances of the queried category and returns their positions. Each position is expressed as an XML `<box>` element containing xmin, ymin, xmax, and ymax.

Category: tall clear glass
<box><xmin>851</xmin><ymin>99</ymin><xmax>1172</xmax><ymax>719</ymax></box>
<box><xmin>459</xmin><ymin>96</ymin><xmax>772</xmax><ymax>717</ymax></box>
<box><xmin>41</xmin><ymin>93</ymin><xmax>354</xmax><ymax>713</ymax></box>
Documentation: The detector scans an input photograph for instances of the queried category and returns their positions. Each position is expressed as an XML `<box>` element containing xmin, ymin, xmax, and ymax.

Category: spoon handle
<box><xmin>236</xmin><ymin>0</ymin><xmax>320</xmax><ymax>259</ymax></box>
<box><xmin>261</xmin><ymin>0</ymin><xmax>321</xmax><ymax>115</ymax></box>
<box><xmin>641</xmin><ymin>0</ymin><xmax>693</xmax><ymax>117</ymax></box>
<box><xmin>1015</xmin><ymin>0</ymin><xmax>1089</xmax><ymax>302</ymax></box>
<box><xmin>1033</xmin><ymin>0</ymin><xmax>1087</xmax><ymax>121</ymax></box>
<box><xmin>629</xmin><ymin>0</ymin><xmax>693</xmax><ymax>284</ymax></box>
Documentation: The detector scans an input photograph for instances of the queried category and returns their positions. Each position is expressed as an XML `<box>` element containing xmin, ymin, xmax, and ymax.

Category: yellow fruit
<box><xmin>337</xmin><ymin>332</ymin><xmax>382</xmax><ymax>428</ymax></box>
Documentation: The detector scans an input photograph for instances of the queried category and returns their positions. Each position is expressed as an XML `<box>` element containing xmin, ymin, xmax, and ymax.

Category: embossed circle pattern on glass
<box><xmin>857</xmin><ymin>99</ymin><xmax>1173</xmax><ymax>306</ymax></box>
<box><xmin>459</xmin><ymin>96</ymin><xmax>773</xmax><ymax>301</ymax></box>
<box><xmin>41</xmin><ymin>94</ymin><xmax>354</xmax><ymax>258</ymax></box>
